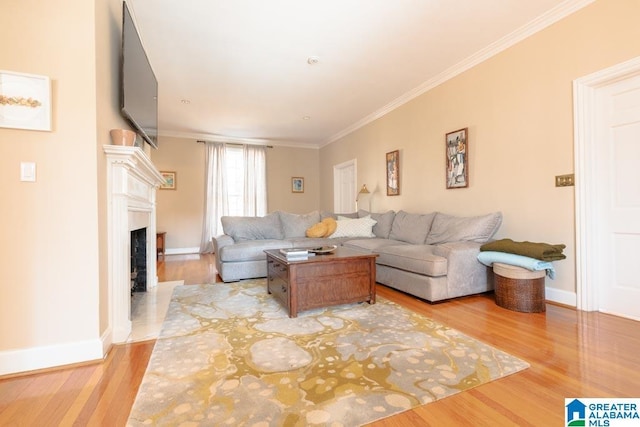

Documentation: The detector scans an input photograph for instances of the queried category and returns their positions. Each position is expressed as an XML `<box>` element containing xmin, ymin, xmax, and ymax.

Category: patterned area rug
<box><xmin>128</xmin><ymin>279</ymin><xmax>528</xmax><ymax>426</ymax></box>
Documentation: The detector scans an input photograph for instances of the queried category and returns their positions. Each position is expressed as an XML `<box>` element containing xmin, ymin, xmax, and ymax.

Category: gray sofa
<box><xmin>212</xmin><ymin>209</ymin><xmax>502</xmax><ymax>302</ymax></box>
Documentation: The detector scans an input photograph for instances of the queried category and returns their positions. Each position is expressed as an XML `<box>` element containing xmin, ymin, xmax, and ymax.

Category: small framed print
<box><xmin>0</xmin><ymin>70</ymin><xmax>52</xmax><ymax>131</ymax></box>
<box><xmin>160</xmin><ymin>171</ymin><xmax>177</xmax><ymax>190</ymax></box>
<box><xmin>292</xmin><ymin>177</ymin><xmax>304</xmax><ymax>193</ymax></box>
<box><xmin>446</xmin><ymin>128</ymin><xmax>468</xmax><ymax>189</ymax></box>
<box><xmin>386</xmin><ymin>150</ymin><xmax>400</xmax><ymax>196</ymax></box>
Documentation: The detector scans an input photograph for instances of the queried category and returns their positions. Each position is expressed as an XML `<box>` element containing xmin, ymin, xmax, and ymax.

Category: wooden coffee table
<box><xmin>265</xmin><ymin>247</ymin><xmax>378</xmax><ymax>318</ymax></box>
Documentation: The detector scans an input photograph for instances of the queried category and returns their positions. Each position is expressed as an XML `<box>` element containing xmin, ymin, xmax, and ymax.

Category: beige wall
<box><xmin>267</xmin><ymin>146</ymin><xmax>320</xmax><ymax>214</ymax></box>
<box><xmin>151</xmin><ymin>139</ymin><xmax>319</xmax><ymax>251</ymax></box>
<box><xmin>320</xmin><ymin>0</ymin><xmax>640</xmax><ymax>300</ymax></box>
<box><xmin>0</xmin><ymin>0</ymin><xmax>128</xmax><ymax>373</ymax></box>
<box><xmin>152</xmin><ymin>137</ymin><xmax>206</xmax><ymax>251</ymax></box>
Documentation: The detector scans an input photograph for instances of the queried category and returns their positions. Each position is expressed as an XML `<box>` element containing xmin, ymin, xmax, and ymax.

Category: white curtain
<box><xmin>243</xmin><ymin>144</ymin><xmax>267</xmax><ymax>216</ymax></box>
<box><xmin>200</xmin><ymin>142</ymin><xmax>228</xmax><ymax>253</ymax></box>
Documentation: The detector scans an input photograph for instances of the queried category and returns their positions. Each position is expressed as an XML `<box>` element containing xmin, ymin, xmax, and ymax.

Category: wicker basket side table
<box><xmin>493</xmin><ymin>262</ymin><xmax>546</xmax><ymax>312</ymax></box>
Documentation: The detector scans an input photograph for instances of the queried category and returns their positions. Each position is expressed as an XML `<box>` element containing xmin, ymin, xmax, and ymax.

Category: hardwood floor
<box><xmin>1</xmin><ymin>253</ymin><xmax>639</xmax><ymax>426</ymax></box>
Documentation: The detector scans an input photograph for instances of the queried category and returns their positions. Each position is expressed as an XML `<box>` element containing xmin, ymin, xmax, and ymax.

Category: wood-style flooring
<box><xmin>1</xmin><ymin>253</ymin><xmax>638</xmax><ymax>426</ymax></box>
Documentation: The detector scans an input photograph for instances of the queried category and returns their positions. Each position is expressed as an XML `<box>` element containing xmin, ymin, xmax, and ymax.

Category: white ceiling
<box><xmin>127</xmin><ymin>0</ymin><xmax>592</xmax><ymax>148</ymax></box>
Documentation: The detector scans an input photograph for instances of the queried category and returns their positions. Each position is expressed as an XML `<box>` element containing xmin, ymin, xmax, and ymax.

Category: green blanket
<box><xmin>480</xmin><ymin>238</ymin><xmax>566</xmax><ymax>261</ymax></box>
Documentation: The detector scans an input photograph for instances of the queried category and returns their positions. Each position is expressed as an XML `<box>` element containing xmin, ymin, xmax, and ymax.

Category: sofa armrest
<box><xmin>212</xmin><ymin>234</ymin><xmax>234</xmax><ymax>254</ymax></box>
<box><xmin>433</xmin><ymin>241</ymin><xmax>489</xmax><ymax>294</ymax></box>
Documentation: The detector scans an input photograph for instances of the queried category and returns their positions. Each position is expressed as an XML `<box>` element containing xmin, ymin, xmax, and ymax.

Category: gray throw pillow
<box><xmin>388</xmin><ymin>210</ymin><xmax>436</xmax><ymax>244</ymax></box>
<box><xmin>221</xmin><ymin>213</ymin><xmax>284</xmax><ymax>242</ymax></box>
<box><xmin>358</xmin><ymin>210</ymin><xmax>395</xmax><ymax>238</ymax></box>
<box><xmin>279</xmin><ymin>211</ymin><xmax>321</xmax><ymax>238</ymax></box>
<box><xmin>425</xmin><ymin>212</ymin><xmax>503</xmax><ymax>244</ymax></box>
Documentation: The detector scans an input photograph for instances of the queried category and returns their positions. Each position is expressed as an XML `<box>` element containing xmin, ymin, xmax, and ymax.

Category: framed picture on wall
<box><xmin>446</xmin><ymin>128</ymin><xmax>468</xmax><ymax>189</ymax></box>
<box><xmin>0</xmin><ymin>70</ymin><xmax>52</xmax><ymax>131</ymax></box>
<box><xmin>160</xmin><ymin>171</ymin><xmax>177</xmax><ymax>190</ymax></box>
<box><xmin>386</xmin><ymin>150</ymin><xmax>400</xmax><ymax>196</ymax></box>
<box><xmin>292</xmin><ymin>177</ymin><xmax>304</xmax><ymax>193</ymax></box>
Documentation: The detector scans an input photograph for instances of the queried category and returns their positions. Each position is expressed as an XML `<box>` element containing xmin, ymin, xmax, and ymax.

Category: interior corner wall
<box><xmin>96</xmin><ymin>0</ymin><xmax>139</xmax><ymax>340</ymax></box>
<box><xmin>267</xmin><ymin>146</ymin><xmax>320</xmax><ymax>214</ymax></box>
<box><xmin>0</xmin><ymin>0</ymin><xmax>109</xmax><ymax>374</ymax></box>
<box><xmin>319</xmin><ymin>0</ymin><xmax>640</xmax><ymax>302</ymax></box>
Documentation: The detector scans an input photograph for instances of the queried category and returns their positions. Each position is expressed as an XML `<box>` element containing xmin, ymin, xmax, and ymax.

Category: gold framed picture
<box><xmin>292</xmin><ymin>177</ymin><xmax>304</xmax><ymax>193</ymax></box>
<box><xmin>160</xmin><ymin>171</ymin><xmax>177</xmax><ymax>190</ymax></box>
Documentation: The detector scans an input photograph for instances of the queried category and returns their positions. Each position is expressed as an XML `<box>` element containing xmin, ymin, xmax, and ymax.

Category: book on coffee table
<box><xmin>279</xmin><ymin>248</ymin><xmax>316</xmax><ymax>260</ymax></box>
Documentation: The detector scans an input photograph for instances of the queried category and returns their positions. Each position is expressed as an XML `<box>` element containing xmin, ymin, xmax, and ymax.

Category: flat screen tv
<box><xmin>120</xmin><ymin>1</ymin><xmax>158</xmax><ymax>149</ymax></box>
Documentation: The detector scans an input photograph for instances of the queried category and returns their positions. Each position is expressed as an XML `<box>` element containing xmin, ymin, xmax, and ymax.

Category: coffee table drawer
<box><xmin>267</xmin><ymin>257</ymin><xmax>289</xmax><ymax>281</ymax></box>
<box><xmin>267</xmin><ymin>274</ymin><xmax>289</xmax><ymax>309</ymax></box>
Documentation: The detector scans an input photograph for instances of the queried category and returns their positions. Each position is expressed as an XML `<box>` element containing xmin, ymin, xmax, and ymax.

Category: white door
<box><xmin>333</xmin><ymin>159</ymin><xmax>356</xmax><ymax>214</ymax></box>
<box><xmin>594</xmin><ymin>75</ymin><xmax>640</xmax><ymax>319</ymax></box>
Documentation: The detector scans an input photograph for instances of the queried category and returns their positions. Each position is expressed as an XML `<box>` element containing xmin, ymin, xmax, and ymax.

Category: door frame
<box><xmin>573</xmin><ymin>56</ymin><xmax>640</xmax><ymax>311</ymax></box>
<box><xmin>333</xmin><ymin>159</ymin><xmax>357</xmax><ymax>213</ymax></box>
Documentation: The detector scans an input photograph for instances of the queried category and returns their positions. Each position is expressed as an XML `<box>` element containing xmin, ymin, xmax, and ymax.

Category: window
<box><xmin>225</xmin><ymin>145</ymin><xmax>243</xmax><ymax>216</ymax></box>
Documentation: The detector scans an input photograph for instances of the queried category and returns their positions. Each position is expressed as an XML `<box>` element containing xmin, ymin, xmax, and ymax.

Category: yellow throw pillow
<box><xmin>322</xmin><ymin>217</ymin><xmax>337</xmax><ymax>237</ymax></box>
<box><xmin>306</xmin><ymin>222</ymin><xmax>328</xmax><ymax>238</ymax></box>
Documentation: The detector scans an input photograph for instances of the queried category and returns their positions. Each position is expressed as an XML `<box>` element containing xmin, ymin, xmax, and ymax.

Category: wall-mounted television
<box><xmin>120</xmin><ymin>1</ymin><xmax>158</xmax><ymax>149</ymax></box>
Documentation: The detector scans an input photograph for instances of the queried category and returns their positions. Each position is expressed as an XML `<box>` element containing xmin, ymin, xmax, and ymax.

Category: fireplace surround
<box><xmin>104</xmin><ymin>145</ymin><xmax>164</xmax><ymax>344</ymax></box>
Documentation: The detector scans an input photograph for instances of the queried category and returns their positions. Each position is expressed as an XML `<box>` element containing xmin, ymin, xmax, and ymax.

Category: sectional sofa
<box><xmin>212</xmin><ymin>209</ymin><xmax>502</xmax><ymax>302</ymax></box>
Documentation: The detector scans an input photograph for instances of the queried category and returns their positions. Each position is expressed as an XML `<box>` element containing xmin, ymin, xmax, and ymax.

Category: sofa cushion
<box><xmin>425</xmin><ymin>212</ymin><xmax>502</xmax><ymax>244</ymax></box>
<box><xmin>388</xmin><ymin>210</ymin><xmax>436</xmax><ymax>244</ymax></box>
<box><xmin>331</xmin><ymin>215</ymin><xmax>377</xmax><ymax>238</ymax></box>
<box><xmin>375</xmin><ymin>244</ymin><xmax>448</xmax><ymax>277</ymax></box>
<box><xmin>343</xmin><ymin>238</ymin><xmax>408</xmax><ymax>252</ymax></box>
<box><xmin>218</xmin><ymin>239</ymin><xmax>291</xmax><ymax>262</ymax></box>
<box><xmin>279</xmin><ymin>211</ymin><xmax>321</xmax><ymax>238</ymax></box>
<box><xmin>358</xmin><ymin>210</ymin><xmax>395</xmax><ymax>238</ymax></box>
<box><xmin>221</xmin><ymin>213</ymin><xmax>284</xmax><ymax>242</ymax></box>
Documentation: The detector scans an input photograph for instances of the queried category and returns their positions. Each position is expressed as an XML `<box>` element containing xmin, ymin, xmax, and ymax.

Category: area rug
<box><xmin>127</xmin><ymin>279</ymin><xmax>528</xmax><ymax>426</ymax></box>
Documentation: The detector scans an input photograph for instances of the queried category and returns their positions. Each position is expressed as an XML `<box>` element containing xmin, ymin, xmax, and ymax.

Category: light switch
<box><xmin>20</xmin><ymin>162</ymin><xmax>36</xmax><ymax>182</ymax></box>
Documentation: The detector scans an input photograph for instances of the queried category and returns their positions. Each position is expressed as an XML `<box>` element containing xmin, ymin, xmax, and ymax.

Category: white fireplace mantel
<box><xmin>104</xmin><ymin>145</ymin><xmax>164</xmax><ymax>344</ymax></box>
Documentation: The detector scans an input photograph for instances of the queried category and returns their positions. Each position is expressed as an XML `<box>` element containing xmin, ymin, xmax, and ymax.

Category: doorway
<box><xmin>333</xmin><ymin>159</ymin><xmax>357</xmax><ymax>214</ymax></box>
<box><xmin>574</xmin><ymin>56</ymin><xmax>640</xmax><ymax>320</ymax></box>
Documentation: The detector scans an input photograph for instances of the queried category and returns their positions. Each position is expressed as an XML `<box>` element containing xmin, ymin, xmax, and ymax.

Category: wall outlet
<box><xmin>555</xmin><ymin>173</ymin><xmax>574</xmax><ymax>187</ymax></box>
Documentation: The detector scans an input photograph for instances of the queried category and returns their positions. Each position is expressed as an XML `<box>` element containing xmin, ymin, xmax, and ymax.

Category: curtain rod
<box><xmin>197</xmin><ymin>140</ymin><xmax>273</xmax><ymax>148</ymax></box>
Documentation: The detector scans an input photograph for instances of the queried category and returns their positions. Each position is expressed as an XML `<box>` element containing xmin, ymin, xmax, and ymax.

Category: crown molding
<box><xmin>322</xmin><ymin>0</ymin><xmax>595</xmax><ymax>147</ymax></box>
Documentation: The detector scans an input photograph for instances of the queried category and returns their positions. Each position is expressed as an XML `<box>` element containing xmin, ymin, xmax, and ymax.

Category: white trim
<box><xmin>546</xmin><ymin>286</ymin><xmax>577</xmax><ymax>308</ymax></box>
<box><xmin>323</xmin><ymin>0</ymin><xmax>595</xmax><ymax>147</ymax></box>
<box><xmin>0</xmin><ymin>339</ymin><xmax>104</xmax><ymax>376</ymax></box>
<box><xmin>573</xmin><ymin>56</ymin><xmax>640</xmax><ymax>311</ymax></box>
<box><xmin>166</xmin><ymin>247</ymin><xmax>201</xmax><ymax>255</ymax></box>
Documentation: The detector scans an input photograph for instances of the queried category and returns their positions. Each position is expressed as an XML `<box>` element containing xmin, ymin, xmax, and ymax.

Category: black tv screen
<box><xmin>121</xmin><ymin>1</ymin><xmax>158</xmax><ymax>149</ymax></box>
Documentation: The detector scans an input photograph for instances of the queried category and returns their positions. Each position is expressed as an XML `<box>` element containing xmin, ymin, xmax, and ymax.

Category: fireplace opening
<box><xmin>131</xmin><ymin>227</ymin><xmax>147</xmax><ymax>293</ymax></box>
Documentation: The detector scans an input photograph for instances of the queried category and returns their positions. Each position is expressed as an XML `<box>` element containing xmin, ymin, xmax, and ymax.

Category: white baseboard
<box><xmin>166</xmin><ymin>247</ymin><xmax>200</xmax><ymax>255</ymax></box>
<box><xmin>0</xmin><ymin>338</ymin><xmax>104</xmax><ymax>376</ymax></box>
<box><xmin>546</xmin><ymin>286</ymin><xmax>576</xmax><ymax>307</ymax></box>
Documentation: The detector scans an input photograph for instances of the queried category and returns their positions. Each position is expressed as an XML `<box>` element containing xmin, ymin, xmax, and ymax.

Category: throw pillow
<box><xmin>279</xmin><ymin>211</ymin><xmax>321</xmax><ymax>238</ymax></box>
<box><xmin>331</xmin><ymin>216</ymin><xmax>377</xmax><ymax>238</ymax></box>
<box><xmin>305</xmin><ymin>217</ymin><xmax>338</xmax><ymax>238</ymax></box>
<box><xmin>221</xmin><ymin>213</ymin><xmax>284</xmax><ymax>242</ymax></box>
<box><xmin>388</xmin><ymin>210</ymin><xmax>436</xmax><ymax>244</ymax></box>
<box><xmin>358</xmin><ymin>209</ymin><xmax>395</xmax><ymax>238</ymax></box>
<box><xmin>425</xmin><ymin>212</ymin><xmax>503</xmax><ymax>244</ymax></box>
